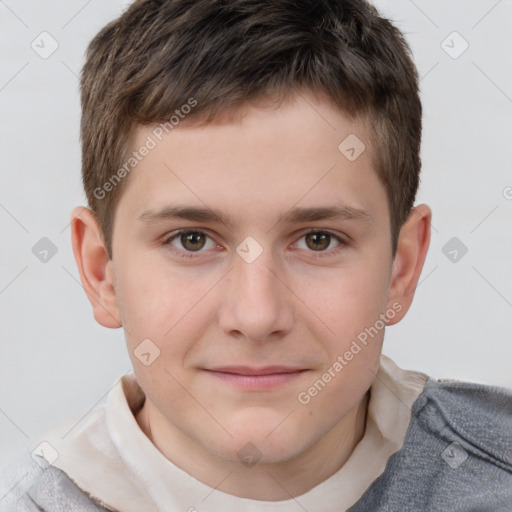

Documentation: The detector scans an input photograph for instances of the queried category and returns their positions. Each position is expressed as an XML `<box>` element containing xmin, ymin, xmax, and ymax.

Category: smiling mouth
<box><xmin>203</xmin><ymin>366</ymin><xmax>308</xmax><ymax>390</ymax></box>
<box><xmin>208</xmin><ymin>366</ymin><xmax>307</xmax><ymax>376</ymax></box>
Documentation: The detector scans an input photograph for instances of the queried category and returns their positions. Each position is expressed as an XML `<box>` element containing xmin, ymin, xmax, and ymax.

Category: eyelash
<box><xmin>161</xmin><ymin>228</ymin><xmax>348</xmax><ymax>260</ymax></box>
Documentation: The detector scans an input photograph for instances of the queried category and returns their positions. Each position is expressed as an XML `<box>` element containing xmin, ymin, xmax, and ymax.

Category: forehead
<box><xmin>117</xmin><ymin>92</ymin><xmax>387</xmax><ymax>229</ymax></box>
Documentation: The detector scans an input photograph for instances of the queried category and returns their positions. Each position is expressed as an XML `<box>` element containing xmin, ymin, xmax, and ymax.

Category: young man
<box><xmin>2</xmin><ymin>0</ymin><xmax>512</xmax><ymax>510</ymax></box>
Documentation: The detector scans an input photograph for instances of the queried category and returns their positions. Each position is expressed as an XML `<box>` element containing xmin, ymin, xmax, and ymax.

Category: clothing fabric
<box><xmin>1</xmin><ymin>354</ymin><xmax>511</xmax><ymax>511</ymax></box>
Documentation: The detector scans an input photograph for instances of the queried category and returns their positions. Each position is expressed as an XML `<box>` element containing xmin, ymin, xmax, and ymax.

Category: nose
<box><xmin>217</xmin><ymin>249</ymin><xmax>295</xmax><ymax>343</ymax></box>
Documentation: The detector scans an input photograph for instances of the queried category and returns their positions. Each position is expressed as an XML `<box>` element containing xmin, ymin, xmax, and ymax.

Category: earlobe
<box><xmin>70</xmin><ymin>206</ymin><xmax>122</xmax><ymax>328</ymax></box>
<box><xmin>386</xmin><ymin>204</ymin><xmax>432</xmax><ymax>326</ymax></box>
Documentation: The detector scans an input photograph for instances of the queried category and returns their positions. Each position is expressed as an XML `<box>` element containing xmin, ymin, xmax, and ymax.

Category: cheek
<box><xmin>116</xmin><ymin>259</ymin><xmax>218</xmax><ymax>372</ymax></box>
<box><xmin>294</xmin><ymin>261</ymin><xmax>389</xmax><ymax>334</ymax></box>
<box><xmin>116</xmin><ymin>255</ymin><xmax>191</xmax><ymax>333</ymax></box>
<box><xmin>119</xmin><ymin>276</ymin><xmax>171</xmax><ymax>338</ymax></box>
<box><xmin>292</xmin><ymin>259</ymin><xmax>389</xmax><ymax>388</ymax></box>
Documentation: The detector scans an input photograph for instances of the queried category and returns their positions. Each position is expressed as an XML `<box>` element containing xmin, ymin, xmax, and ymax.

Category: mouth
<box><xmin>203</xmin><ymin>366</ymin><xmax>308</xmax><ymax>390</ymax></box>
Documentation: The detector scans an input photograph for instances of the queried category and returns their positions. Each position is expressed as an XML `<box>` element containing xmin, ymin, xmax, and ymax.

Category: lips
<box><xmin>203</xmin><ymin>366</ymin><xmax>308</xmax><ymax>390</ymax></box>
<box><xmin>206</xmin><ymin>366</ymin><xmax>307</xmax><ymax>376</ymax></box>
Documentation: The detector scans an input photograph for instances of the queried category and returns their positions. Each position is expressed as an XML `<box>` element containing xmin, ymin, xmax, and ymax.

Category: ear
<box><xmin>386</xmin><ymin>204</ymin><xmax>432</xmax><ymax>325</ymax></box>
<box><xmin>70</xmin><ymin>206</ymin><xmax>122</xmax><ymax>328</ymax></box>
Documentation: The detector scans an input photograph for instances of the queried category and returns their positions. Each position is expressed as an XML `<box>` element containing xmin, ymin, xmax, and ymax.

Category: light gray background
<box><xmin>1</xmin><ymin>0</ymin><xmax>511</xmax><ymax>470</ymax></box>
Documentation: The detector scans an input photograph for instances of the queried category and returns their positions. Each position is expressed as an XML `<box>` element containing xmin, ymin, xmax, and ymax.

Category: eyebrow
<box><xmin>138</xmin><ymin>204</ymin><xmax>371</xmax><ymax>227</ymax></box>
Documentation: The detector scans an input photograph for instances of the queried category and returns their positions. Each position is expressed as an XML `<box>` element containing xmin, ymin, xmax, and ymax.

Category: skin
<box><xmin>71</xmin><ymin>90</ymin><xmax>431</xmax><ymax>501</ymax></box>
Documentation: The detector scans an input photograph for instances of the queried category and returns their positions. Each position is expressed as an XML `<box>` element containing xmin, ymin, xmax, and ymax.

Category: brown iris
<box><xmin>180</xmin><ymin>232</ymin><xmax>207</xmax><ymax>251</ymax></box>
<box><xmin>305</xmin><ymin>232</ymin><xmax>330</xmax><ymax>251</ymax></box>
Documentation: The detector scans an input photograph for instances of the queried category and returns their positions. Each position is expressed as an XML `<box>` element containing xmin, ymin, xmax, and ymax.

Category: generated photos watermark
<box><xmin>93</xmin><ymin>97</ymin><xmax>198</xmax><ymax>200</ymax></box>
<box><xmin>297</xmin><ymin>301</ymin><xmax>403</xmax><ymax>405</ymax></box>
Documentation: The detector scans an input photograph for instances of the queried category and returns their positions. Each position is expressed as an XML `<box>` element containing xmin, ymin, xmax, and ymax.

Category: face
<box><xmin>109</xmin><ymin>92</ymin><xmax>397</xmax><ymax>467</ymax></box>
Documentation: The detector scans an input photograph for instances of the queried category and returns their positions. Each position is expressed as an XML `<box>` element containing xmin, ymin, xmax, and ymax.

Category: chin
<box><xmin>208</xmin><ymin>420</ymin><xmax>312</xmax><ymax>466</ymax></box>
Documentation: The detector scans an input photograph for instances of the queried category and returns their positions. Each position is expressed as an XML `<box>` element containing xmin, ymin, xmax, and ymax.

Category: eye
<box><xmin>162</xmin><ymin>228</ymin><xmax>348</xmax><ymax>260</ymax></box>
<box><xmin>294</xmin><ymin>230</ymin><xmax>347</xmax><ymax>257</ymax></box>
<box><xmin>163</xmin><ymin>229</ymin><xmax>218</xmax><ymax>258</ymax></box>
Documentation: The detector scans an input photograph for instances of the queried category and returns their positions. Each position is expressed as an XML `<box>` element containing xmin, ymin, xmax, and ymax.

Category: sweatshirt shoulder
<box><xmin>349</xmin><ymin>377</ymin><xmax>512</xmax><ymax>511</ymax></box>
<box><xmin>0</xmin><ymin>452</ymin><xmax>45</xmax><ymax>512</ymax></box>
<box><xmin>413</xmin><ymin>376</ymin><xmax>512</xmax><ymax>471</ymax></box>
<box><xmin>0</xmin><ymin>454</ymin><xmax>114</xmax><ymax>512</ymax></box>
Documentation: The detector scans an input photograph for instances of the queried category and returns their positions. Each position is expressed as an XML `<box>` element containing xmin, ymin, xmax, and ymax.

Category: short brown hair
<box><xmin>80</xmin><ymin>0</ymin><xmax>422</xmax><ymax>259</ymax></box>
